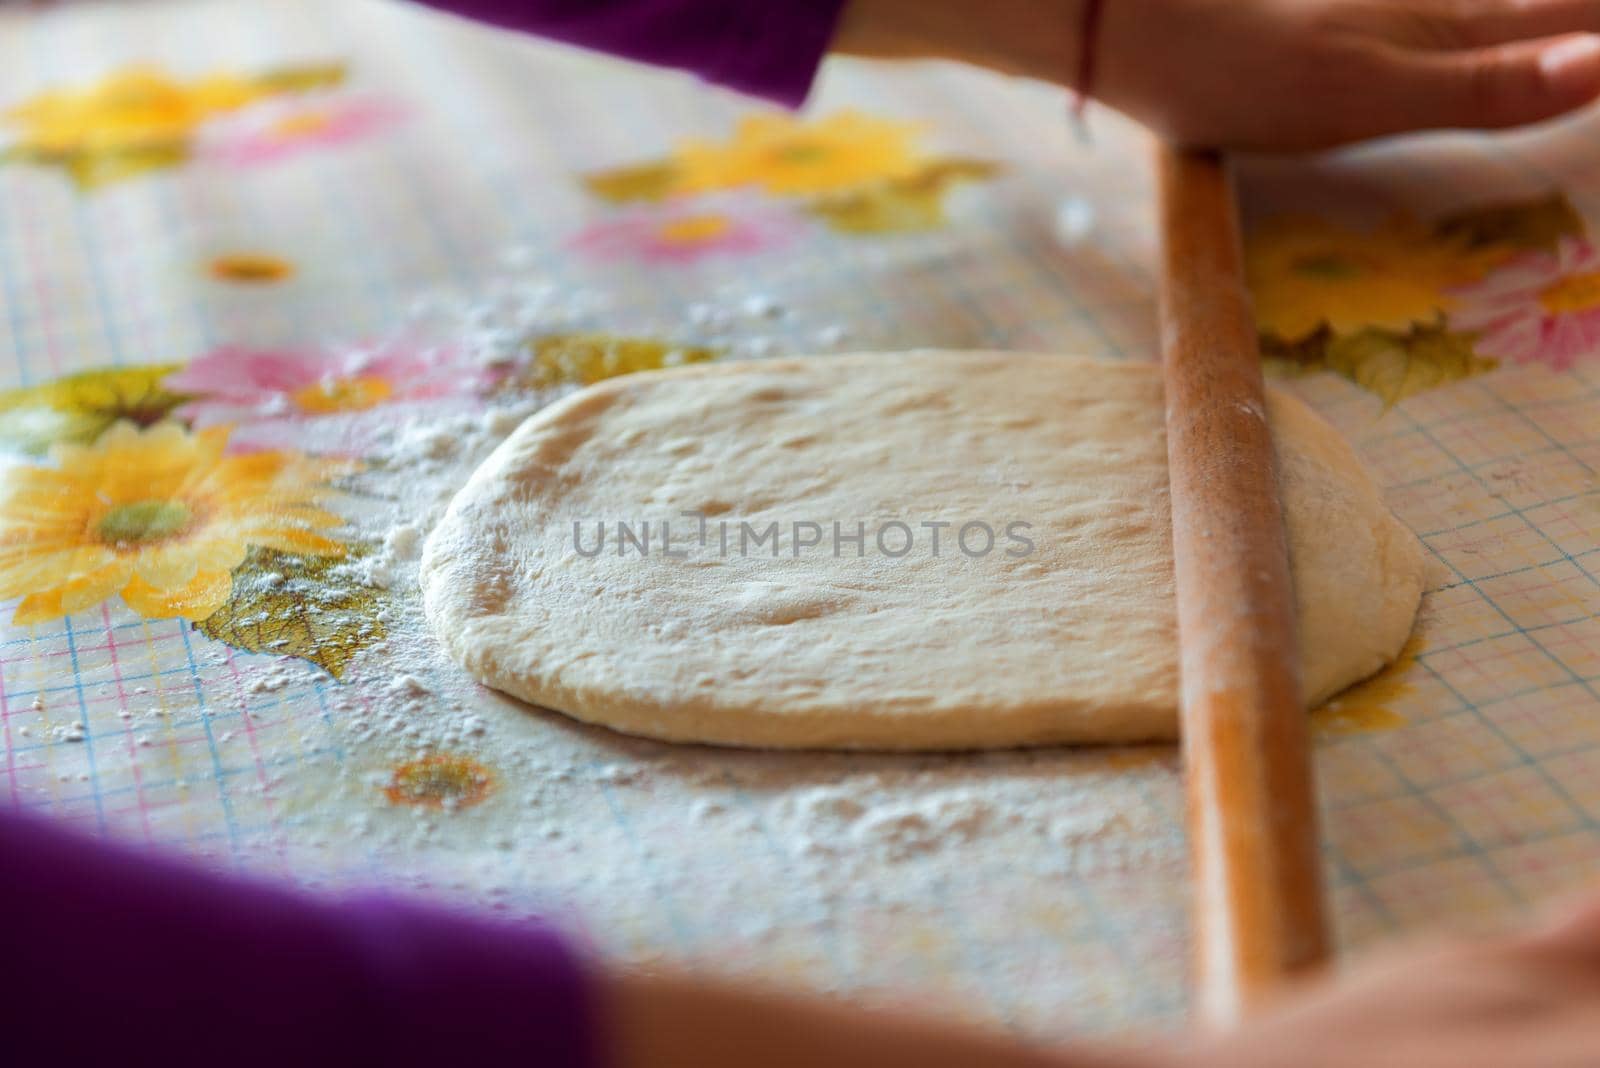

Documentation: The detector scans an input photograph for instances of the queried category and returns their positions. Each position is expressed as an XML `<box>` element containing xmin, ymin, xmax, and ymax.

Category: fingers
<box><xmin>1387</xmin><ymin>0</ymin><xmax>1600</xmax><ymax>51</ymax></box>
<box><xmin>1373</xmin><ymin>32</ymin><xmax>1600</xmax><ymax>134</ymax></box>
<box><xmin>1527</xmin><ymin>888</ymin><xmax>1600</xmax><ymax>954</ymax></box>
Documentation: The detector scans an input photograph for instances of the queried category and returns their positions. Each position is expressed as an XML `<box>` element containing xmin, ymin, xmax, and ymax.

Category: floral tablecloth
<box><xmin>1</xmin><ymin>0</ymin><xmax>1596</xmax><ymax>1040</ymax></box>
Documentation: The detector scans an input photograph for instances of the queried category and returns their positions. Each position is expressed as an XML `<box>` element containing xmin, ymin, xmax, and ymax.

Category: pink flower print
<box><xmin>165</xmin><ymin>342</ymin><xmax>499</xmax><ymax>455</ymax></box>
<box><xmin>1450</xmin><ymin>236</ymin><xmax>1600</xmax><ymax>372</ymax></box>
<box><xmin>568</xmin><ymin>198</ymin><xmax>802</xmax><ymax>265</ymax></box>
<box><xmin>203</xmin><ymin>96</ymin><xmax>408</xmax><ymax>167</ymax></box>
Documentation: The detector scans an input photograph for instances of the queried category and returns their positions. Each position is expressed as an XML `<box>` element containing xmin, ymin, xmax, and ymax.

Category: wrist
<box><xmin>833</xmin><ymin>0</ymin><xmax>1089</xmax><ymax>86</ymax></box>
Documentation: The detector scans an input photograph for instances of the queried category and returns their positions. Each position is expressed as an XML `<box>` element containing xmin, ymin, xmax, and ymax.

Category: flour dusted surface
<box><xmin>421</xmin><ymin>351</ymin><xmax>1424</xmax><ymax>748</ymax></box>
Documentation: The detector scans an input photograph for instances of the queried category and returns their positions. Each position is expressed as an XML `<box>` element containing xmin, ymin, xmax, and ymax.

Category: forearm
<box><xmin>2</xmin><ymin>804</ymin><xmax>1156</xmax><ymax>1067</ymax></box>
<box><xmin>833</xmin><ymin>0</ymin><xmax>1087</xmax><ymax>87</ymax></box>
<box><xmin>414</xmin><ymin>0</ymin><xmax>1600</xmax><ymax>150</ymax></box>
<box><xmin>603</xmin><ymin>966</ymin><xmax>1158</xmax><ymax>1068</ymax></box>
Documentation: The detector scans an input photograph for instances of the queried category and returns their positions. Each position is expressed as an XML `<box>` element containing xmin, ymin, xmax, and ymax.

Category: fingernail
<box><xmin>1540</xmin><ymin>35</ymin><xmax>1600</xmax><ymax>91</ymax></box>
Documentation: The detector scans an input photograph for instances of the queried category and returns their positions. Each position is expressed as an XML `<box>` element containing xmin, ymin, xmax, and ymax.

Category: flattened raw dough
<box><xmin>422</xmin><ymin>352</ymin><xmax>1424</xmax><ymax>749</ymax></box>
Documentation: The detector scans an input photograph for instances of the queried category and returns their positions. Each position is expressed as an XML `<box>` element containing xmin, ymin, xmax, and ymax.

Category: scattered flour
<box><xmin>592</xmin><ymin>763</ymin><xmax>642</xmax><ymax>786</ymax></box>
<box><xmin>384</xmin><ymin>420</ymin><xmax>467</xmax><ymax>466</ymax></box>
<box><xmin>792</xmin><ymin>786</ymin><xmax>868</xmax><ymax>827</ymax></box>
<box><xmin>384</xmin><ymin>524</ymin><xmax>423</xmax><ymax>562</ymax></box>
<box><xmin>850</xmin><ymin>791</ymin><xmax>995</xmax><ymax>861</ymax></box>
<box><xmin>51</xmin><ymin>722</ymin><xmax>86</xmax><ymax>743</ymax></box>
<box><xmin>689</xmin><ymin>798</ymin><xmax>726</xmax><ymax>823</ymax></box>
<box><xmin>0</xmin><ymin>259</ymin><xmax>1176</xmax><ymax>1047</ymax></box>
<box><xmin>1054</xmin><ymin>195</ymin><xmax>1098</xmax><ymax>246</ymax></box>
<box><xmin>741</xmin><ymin>294</ymin><xmax>784</xmax><ymax>320</ymax></box>
<box><xmin>482</xmin><ymin>407</ymin><xmax>526</xmax><ymax>435</ymax></box>
<box><xmin>814</xmin><ymin>324</ymin><xmax>849</xmax><ymax>348</ymax></box>
<box><xmin>245</xmin><ymin>660</ymin><xmax>317</xmax><ymax>695</ymax></box>
<box><xmin>387</xmin><ymin>674</ymin><xmax>431</xmax><ymax>701</ymax></box>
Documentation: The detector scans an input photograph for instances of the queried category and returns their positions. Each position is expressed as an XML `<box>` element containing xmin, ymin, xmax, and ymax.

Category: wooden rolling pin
<box><xmin>1155</xmin><ymin>145</ymin><xmax>1330</xmax><ymax>1023</ymax></box>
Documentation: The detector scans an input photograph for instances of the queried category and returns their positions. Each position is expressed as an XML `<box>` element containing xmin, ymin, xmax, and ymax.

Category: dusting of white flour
<box><xmin>325</xmin><ymin>259</ymin><xmax>1180</xmax><ymax>1035</ymax></box>
<box><xmin>8</xmin><ymin>247</ymin><xmax>1187</xmax><ymax>1041</ymax></box>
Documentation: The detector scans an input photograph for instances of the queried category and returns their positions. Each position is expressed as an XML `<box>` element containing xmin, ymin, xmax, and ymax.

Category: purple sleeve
<box><xmin>413</xmin><ymin>0</ymin><xmax>850</xmax><ymax>106</ymax></box>
<box><xmin>0</xmin><ymin>806</ymin><xmax>599</xmax><ymax>1068</ymax></box>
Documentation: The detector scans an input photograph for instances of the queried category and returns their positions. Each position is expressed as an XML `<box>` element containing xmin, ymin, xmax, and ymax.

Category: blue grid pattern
<box><xmin>0</xmin><ymin>0</ymin><xmax>1595</xmax><ymax>1043</ymax></box>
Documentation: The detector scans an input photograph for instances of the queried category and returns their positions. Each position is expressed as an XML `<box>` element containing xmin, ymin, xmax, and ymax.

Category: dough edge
<box><xmin>421</xmin><ymin>352</ymin><xmax>1425</xmax><ymax>750</ymax></box>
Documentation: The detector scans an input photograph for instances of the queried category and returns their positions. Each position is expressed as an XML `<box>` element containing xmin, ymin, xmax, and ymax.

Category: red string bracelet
<box><xmin>1070</xmin><ymin>0</ymin><xmax>1107</xmax><ymax>139</ymax></box>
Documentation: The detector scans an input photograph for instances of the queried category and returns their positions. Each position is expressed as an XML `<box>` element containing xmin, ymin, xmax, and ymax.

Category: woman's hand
<box><xmin>1181</xmin><ymin>895</ymin><xmax>1600</xmax><ymax>1068</ymax></box>
<box><xmin>601</xmin><ymin>893</ymin><xmax>1600</xmax><ymax>1068</ymax></box>
<box><xmin>835</xmin><ymin>0</ymin><xmax>1600</xmax><ymax>150</ymax></box>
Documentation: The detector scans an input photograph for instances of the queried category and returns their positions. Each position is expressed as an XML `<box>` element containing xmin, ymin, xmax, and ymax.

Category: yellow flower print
<box><xmin>673</xmin><ymin>112</ymin><xmax>925</xmax><ymax>196</ymax></box>
<box><xmin>0</xmin><ymin>422</ymin><xmax>352</xmax><ymax>625</ymax></box>
<box><xmin>208</xmin><ymin>252</ymin><xmax>296</xmax><ymax>284</ymax></box>
<box><xmin>518</xmin><ymin>333</ymin><xmax>720</xmax><ymax>387</ymax></box>
<box><xmin>0</xmin><ymin>364</ymin><xmax>188</xmax><ymax>455</ymax></box>
<box><xmin>2</xmin><ymin>62</ymin><xmax>345</xmax><ymax>188</ymax></box>
<box><xmin>654</xmin><ymin>213</ymin><xmax>734</xmax><ymax>244</ymax></box>
<box><xmin>385</xmin><ymin>754</ymin><xmax>496</xmax><ymax>810</ymax></box>
<box><xmin>580</xmin><ymin>111</ymin><xmax>1000</xmax><ymax>235</ymax></box>
<box><xmin>6</xmin><ymin>67</ymin><xmax>263</xmax><ymax>153</ymax></box>
<box><xmin>1246</xmin><ymin>216</ymin><xmax>1499</xmax><ymax>343</ymax></box>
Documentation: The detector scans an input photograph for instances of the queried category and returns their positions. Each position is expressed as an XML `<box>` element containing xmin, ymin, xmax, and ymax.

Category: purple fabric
<box><xmin>2</xmin><ymin>7</ymin><xmax>848</xmax><ymax>1060</ymax></box>
<box><xmin>0</xmin><ymin>806</ymin><xmax>598</xmax><ymax>1067</ymax></box>
<box><xmin>412</xmin><ymin>0</ymin><xmax>849</xmax><ymax>106</ymax></box>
